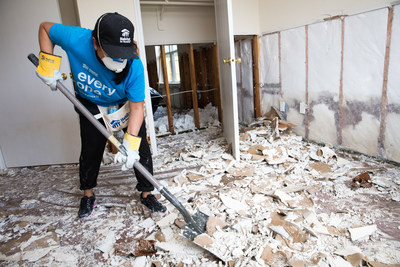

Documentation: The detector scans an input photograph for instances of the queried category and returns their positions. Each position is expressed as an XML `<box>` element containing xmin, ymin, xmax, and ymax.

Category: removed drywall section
<box><xmin>308</xmin><ymin>19</ymin><xmax>342</xmax><ymax>145</ymax></box>
<box><xmin>258</xmin><ymin>0</ymin><xmax>394</xmax><ymax>34</ymax></box>
<box><xmin>281</xmin><ymin>27</ymin><xmax>306</xmax><ymax>136</ymax></box>
<box><xmin>235</xmin><ymin>38</ymin><xmax>254</xmax><ymax>124</ymax></box>
<box><xmin>341</xmin><ymin>8</ymin><xmax>388</xmax><ymax>157</ymax></box>
<box><xmin>384</xmin><ymin>114</ymin><xmax>400</xmax><ymax>162</ymax></box>
<box><xmin>384</xmin><ymin>5</ymin><xmax>400</xmax><ymax>162</ymax></box>
<box><xmin>259</xmin><ymin>33</ymin><xmax>280</xmax><ymax>116</ymax></box>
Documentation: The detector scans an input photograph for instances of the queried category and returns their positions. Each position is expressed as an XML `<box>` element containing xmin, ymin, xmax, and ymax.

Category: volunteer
<box><xmin>35</xmin><ymin>12</ymin><xmax>166</xmax><ymax>219</ymax></box>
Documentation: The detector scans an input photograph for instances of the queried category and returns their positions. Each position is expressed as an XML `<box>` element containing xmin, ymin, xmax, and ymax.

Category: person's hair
<box><xmin>92</xmin><ymin>23</ymin><xmax>130</xmax><ymax>85</ymax></box>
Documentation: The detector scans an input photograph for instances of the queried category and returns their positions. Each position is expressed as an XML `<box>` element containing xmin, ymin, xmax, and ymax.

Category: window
<box><xmin>156</xmin><ymin>45</ymin><xmax>180</xmax><ymax>84</ymax></box>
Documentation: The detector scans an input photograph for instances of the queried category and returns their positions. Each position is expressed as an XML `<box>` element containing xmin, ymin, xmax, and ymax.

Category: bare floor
<box><xmin>1</xmin><ymin>122</ymin><xmax>400</xmax><ymax>266</ymax></box>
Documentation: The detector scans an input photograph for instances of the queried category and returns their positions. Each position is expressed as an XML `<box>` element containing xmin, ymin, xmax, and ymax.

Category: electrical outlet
<box><xmin>280</xmin><ymin>101</ymin><xmax>286</xmax><ymax>112</ymax></box>
<box><xmin>300</xmin><ymin>102</ymin><xmax>307</xmax><ymax>114</ymax></box>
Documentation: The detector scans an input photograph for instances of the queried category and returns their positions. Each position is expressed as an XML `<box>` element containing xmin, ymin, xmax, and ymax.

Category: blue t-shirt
<box><xmin>49</xmin><ymin>24</ymin><xmax>145</xmax><ymax>106</ymax></box>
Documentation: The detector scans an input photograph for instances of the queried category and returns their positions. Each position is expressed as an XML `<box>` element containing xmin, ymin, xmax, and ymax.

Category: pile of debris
<box><xmin>148</xmin><ymin>114</ymin><xmax>400</xmax><ymax>266</ymax></box>
<box><xmin>0</xmin><ymin>113</ymin><xmax>399</xmax><ymax>266</ymax></box>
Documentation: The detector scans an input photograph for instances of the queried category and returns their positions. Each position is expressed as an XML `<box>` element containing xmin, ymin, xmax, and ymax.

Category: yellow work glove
<box><xmin>115</xmin><ymin>132</ymin><xmax>141</xmax><ymax>171</ymax></box>
<box><xmin>35</xmin><ymin>51</ymin><xmax>62</xmax><ymax>90</ymax></box>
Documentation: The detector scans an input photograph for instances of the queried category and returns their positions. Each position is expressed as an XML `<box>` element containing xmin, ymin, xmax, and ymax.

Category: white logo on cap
<box><xmin>120</xmin><ymin>29</ymin><xmax>131</xmax><ymax>43</ymax></box>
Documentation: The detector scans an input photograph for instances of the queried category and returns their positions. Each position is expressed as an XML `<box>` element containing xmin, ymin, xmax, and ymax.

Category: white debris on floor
<box><xmin>1</xmin><ymin>114</ymin><xmax>400</xmax><ymax>266</ymax></box>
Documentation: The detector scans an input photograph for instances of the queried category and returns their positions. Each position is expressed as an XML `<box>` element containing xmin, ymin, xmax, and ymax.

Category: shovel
<box><xmin>28</xmin><ymin>53</ymin><xmax>210</xmax><ymax>246</ymax></box>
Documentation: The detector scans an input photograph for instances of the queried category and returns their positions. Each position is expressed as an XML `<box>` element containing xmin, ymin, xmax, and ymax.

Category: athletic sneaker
<box><xmin>78</xmin><ymin>195</ymin><xmax>97</xmax><ymax>219</ymax></box>
<box><xmin>140</xmin><ymin>194</ymin><xmax>166</xmax><ymax>213</ymax></box>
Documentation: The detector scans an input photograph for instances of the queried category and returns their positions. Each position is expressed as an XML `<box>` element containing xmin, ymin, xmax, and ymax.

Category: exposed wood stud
<box><xmin>378</xmin><ymin>7</ymin><xmax>394</xmax><ymax>156</ymax></box>
<box><xmin>160</xmin><ymin>45</ymin><xmax>174</xmax><ymax>133</ymax></box>
<box><xmin>188</xmin><ymin>44</ymin><xmax>200</xmax><ymax>128</ymax></box>
<box><xmin>252</xmin><ymin>35</ymin><xmax>261</xmax><ymax>118</ymax></box>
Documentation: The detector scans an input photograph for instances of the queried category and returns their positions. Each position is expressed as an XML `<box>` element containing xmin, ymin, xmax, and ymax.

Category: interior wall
<box><xmin>141</xmin><ymin>5</ymin><xmax>216</xmax><ymax>45</ymax></box>
<box><xmin>76</xmin><ymin>0</ymin><xmax>137</xmax><ymax>29</ymax></box>
<box><xmin>235</xmin><ymin>38</ymin><xmax>254</xmax><ymax>124</ymax></box>
<box><xmin>231</xmin><ymin>0</ymin><xmax>260</xmax><ymax>35</ymax></box>
<box><xmin>0</xmin><ymin>0</ymin><xmax>79</xmax><ymax>168</ymax></box>
<box><xmin>258</xmin><ymin>0</ymin><xmax>394</xmax><ymax>34</ymax></box>
<box><xmin>257</xmin><ymin>5</ymin><xmax>400</xmax><ymax>163</ymax></box>
<box><xmin>259</xmin><ymin>33</ymin><xmax>280</xmax><ymax>116</ymax></box>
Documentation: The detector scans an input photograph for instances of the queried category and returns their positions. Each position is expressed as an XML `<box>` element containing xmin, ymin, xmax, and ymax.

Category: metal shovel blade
<box><xmin>181</xmin><ymin>211</ymin><xmax>209</xmax><ymax>241</ymax></box>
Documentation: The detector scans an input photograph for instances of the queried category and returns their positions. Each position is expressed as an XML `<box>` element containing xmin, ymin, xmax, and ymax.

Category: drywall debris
<box><xmin>139</xmin><ymin>218</ymin><xmax>155</xmax><ymax>229</ymax></box>
<box><xmin>155</xmin><ymin>231</ymin><xmax>166</xmax><ymax>242</ymax></box>
<box><xmin>269</xmin><ymin>218</ymin><xmax>307</xmax><ymax>243</ymax></box>
<box><xmin>351</xmin><ymin>172</ymin><xmax>372</xmax><ymax>189</ymax></box>
<box><xmin>348</xmin><ymin>224</ymin><xmax>377</xmax><ymax>241</ymax></box>
<box><xmin>261</xmin><ymin>246</ymin><xmax>288</xmax><ymax>266</ymax></box>
<box><xmin>21</xmin><ymin>232</ymin><xmax>59</xmax><ymax>262</ymax></box>
<box><xmin>193</xmin><ymin>233</ymin><xmax>213</xmax><ymax>248</ymax></box>
<box><xmin>97</xmin><ymin>231</ymin><xmax>115</xmax><ymax>255</ymax></box>
<box><xmin>156</xmin><ymin>212</ymin><xmax>178</xmax><ymax>228</ymax></box>
<box><xmin>263</xmin><ymin>146</ymin><xmax>289</xmax><ymax>164</ymax></box>
<box><xmin>309</xmin><ymin>162</ymin><xmax>332</xmax><ymax>173</ymax></box>
<box><xmin>206</xmin><ymin>216</ymin><xmax>228</xmax><ymax>236</ymax></box>
<box><xmin>174</xmin><ymin>218</ymin><xmax>185</xmax><ymax>229</ymax></box>
<box><xmin>219</xmin><ymin>193</ymin><xmax>248</xmax><ymax>214</ymax></box>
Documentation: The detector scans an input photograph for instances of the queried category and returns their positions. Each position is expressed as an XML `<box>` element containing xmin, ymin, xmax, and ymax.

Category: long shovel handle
<box><xmin>28</xmin><ymin>53</ymin><xmax>202</xmax><ymax>232</ymax></box>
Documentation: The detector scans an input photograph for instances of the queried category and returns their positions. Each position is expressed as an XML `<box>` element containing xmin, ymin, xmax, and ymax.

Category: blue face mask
<box><xmin>101</xmin><ymin>57</ymin><xmax>127</xmax><ymax>73</ymax></box>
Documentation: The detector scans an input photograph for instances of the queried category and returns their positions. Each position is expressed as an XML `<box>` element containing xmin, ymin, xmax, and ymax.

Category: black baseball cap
<box><xmin>95</xmin><ymin>12</ymin><xmax>139</xmax><ymax>59</ymax></box>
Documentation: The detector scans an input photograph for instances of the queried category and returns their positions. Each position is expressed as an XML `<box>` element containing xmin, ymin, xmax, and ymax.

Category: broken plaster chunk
<box><xmin>156</xmin><ymin>212</ymin><xmax>178</xmax><ymax>228</ymax></box>
<box><xmin>327</xmin><ymin>255</ymin><xmax>353</xmax><ymax>267</ymax></box>
<box><xmin>97</xmin><ymin>231</ymin><xmax>115</xmax><ymax>255</ymax></box>
<box><xmin>227</xmin><ymin>165</ymin><xmax>255</xmax><ymax>177</ymax></box>
<box><xmin>335</xmin><ymin>246</ymin><xmax>362</xmax><ymax>257</ymax></box>
<box><xmin>206</xmin><ymin>216</ymin><xmax>228</xmax><ymax>236</ymax></box>
<box><xmin>174</xmin><ymin>218</ymin><xmax>185</xmax><ymax>229</ymax></box>
<box><xmin>317</xmin><ymin>146</ymin><xmax>337</xmax><ymax>160</ymax></box>
<box><xmin>273</xmin><ymin>189</ymin><xmax>296</xmax><ymax>207</ymax></box>
<box><xmin>334</xmin><ymin>246</ymin><xmax>364</xmax><ymax>266</ymax></box>
<box><xmin>269</xmin><ymin>219</ymin><xmax>308</xmax><ymax>243</ymax></box>
<box><xmin>263</xmin><ymin>147</ymin><xmax>289</xmax><ymax>165</ymax></box>
<box><xmin>139</xmin><ymin>218</ymin><xmax>155</xmax><ymax>229</ymax></box>
<box><xmin>309</xmin><ymin>162</ymin><xmax>332</xmax><ymax>173</ymax></box>
<box><xmin>155</xmin><ymin>231</ymin><xmax>166</xmax><ymax>242</ymax></box>
<box><xmin>260</xmin><ymin>246</ymin><xmax>288</xmax><ymax>266</ymax></box>
<box><xmin>193</xmin><ymin>233</ymin><xmax>213</xmax><ymax>248</ymax></box>
<box><xmin>219</xmin><ymin>193</ymin><xmax>248</xmax><ymax>214</ymax></box>
<box><xmin>348</xmin><ymin>224</ymin><xmax>377</xmax><ymax>241</ymax></box>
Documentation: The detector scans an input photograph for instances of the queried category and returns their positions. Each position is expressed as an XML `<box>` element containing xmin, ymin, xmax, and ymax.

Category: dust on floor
<box><xmin>0</xmin><ymin>118</ymin><xmax>400</xmax><ymax>266</ymax></box>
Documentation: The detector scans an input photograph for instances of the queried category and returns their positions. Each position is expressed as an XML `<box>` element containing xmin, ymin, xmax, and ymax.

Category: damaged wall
<box><xmin>239</xmin><ymin>5</ymin><xmax>400</xmax><ymax>163</ymax></box>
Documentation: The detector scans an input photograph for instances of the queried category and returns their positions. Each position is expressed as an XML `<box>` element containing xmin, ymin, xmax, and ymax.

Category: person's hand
<box><xmin>114</xmin><ymin>133</ymin><xmax>141</xmax><ymax>171</ymax></box>
<box><xmin>35</xmin><ymin>51</ymin><xmax>62</xmax><ymax>90</ymax></box>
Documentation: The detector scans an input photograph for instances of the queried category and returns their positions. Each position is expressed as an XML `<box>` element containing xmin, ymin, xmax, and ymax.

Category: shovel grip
<box><xmin>28</xmin><ymin>53</ymin><xmax>39</xmax><ymax>67</ymax></box>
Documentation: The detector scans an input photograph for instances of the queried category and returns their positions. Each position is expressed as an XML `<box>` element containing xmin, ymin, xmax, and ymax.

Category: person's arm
<box><xmin>36</xmin><ymin>22</ymin><xmax>62</xmax><ymax>90</ymax></box>
<box><xmin>127</xmin><ymin>100</ymin><xmax>144</xmax><ymax>136</ymax></box>
<box><xmin>38</xmin><ymin>22</ymin><xmax>56</xmax><ymax>53</ymax></box>
<box><xmin>118</xmin><ymin>100</ymin><xmax>144</xmax><ymax>170</ymax></box>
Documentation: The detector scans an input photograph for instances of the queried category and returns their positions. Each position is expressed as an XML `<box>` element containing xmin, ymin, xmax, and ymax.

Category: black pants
<box><xmin>76</xmin><ymin>95</ymin><xmax>154</xmax><ymax>192</ymax></box>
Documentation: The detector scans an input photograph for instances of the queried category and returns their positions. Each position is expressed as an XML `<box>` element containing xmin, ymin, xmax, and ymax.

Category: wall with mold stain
<box><xmin>384</xmin><ymin>5</ymin><xmax>400</xmax><ymax>162</ymax></box>
<box><xmin>237</xmin><ymin>5</ymin><xmax>400</xmax><ymax>163</ymax></box>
